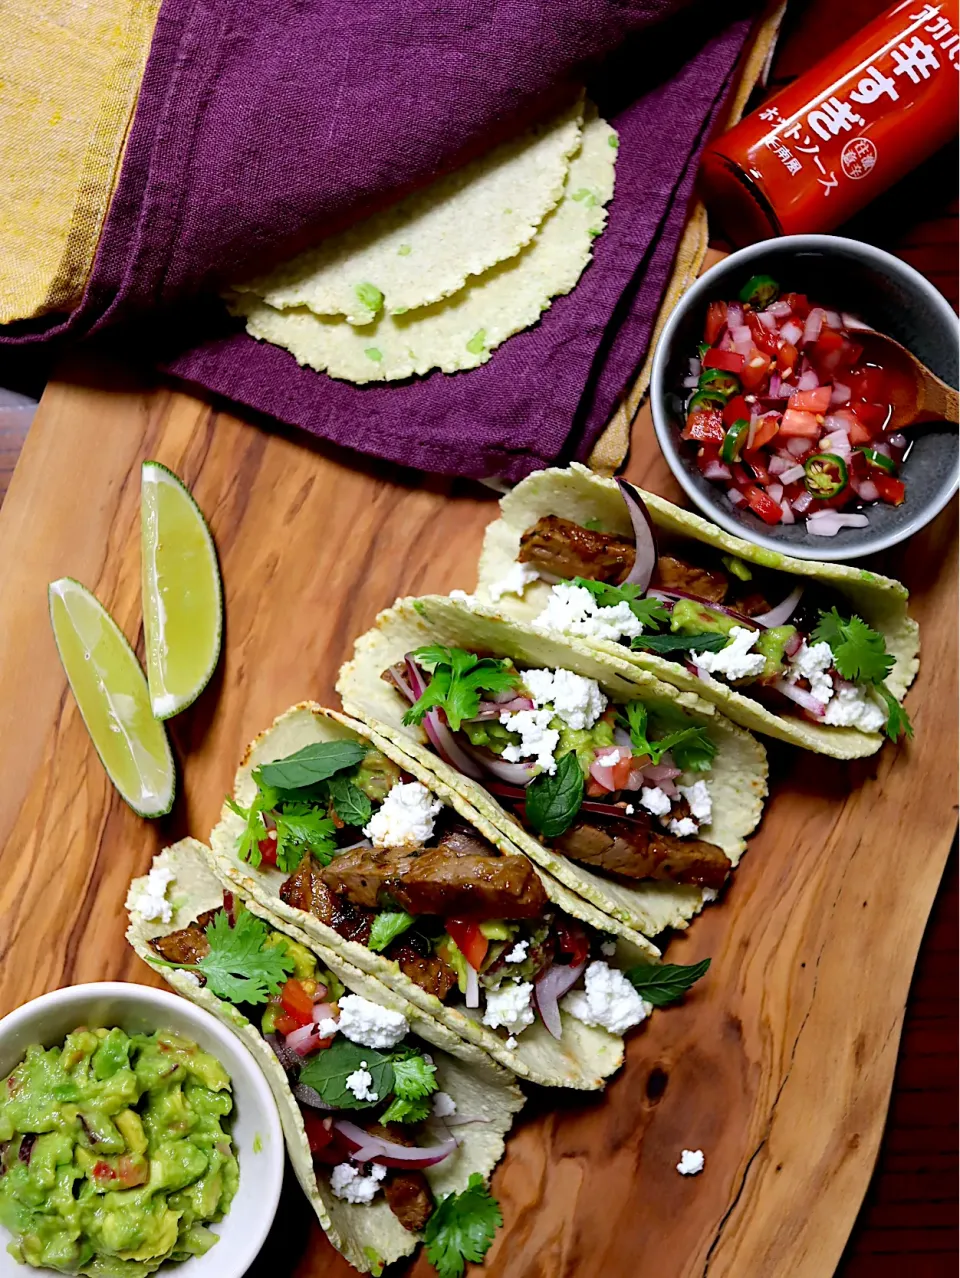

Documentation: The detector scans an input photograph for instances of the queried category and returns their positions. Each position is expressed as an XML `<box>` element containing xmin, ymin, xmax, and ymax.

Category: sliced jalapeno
<box><xmin>687</xmin><ymin>389</ymin><xmax>727</xmax><ymax>413</ymax></box>
<box><xmin>738</xmin><ymin>274</ymin><xmax>780</xmax><ymax>309</ymax></box>
<box><xmin>697</xmin><ymin>341</ymin><xmax>710</xmax><ymax>361</ymax></box>
<box><xmin>804</xmin><ymin>452</ymin><xmax>849</xmax><ymax>498</ymax></box>
<box><xmin>857</xmin><ymin>446</ymin><xmax>897</xmax><ymax>474</ymax></box>
<box><xmin>698</xmin><ymin>368</ymin><xmax>741</xmax><ymax>399</ymax></box>
<box><xmin>720</xmin><ymin>419</ymin><xmax>750</xmax><ymax>465</ymax></box>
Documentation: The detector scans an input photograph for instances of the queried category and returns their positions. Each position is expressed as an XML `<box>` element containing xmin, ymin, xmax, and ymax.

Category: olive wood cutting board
<box><xmin>0</xmin><ymin>353</ymin><xmax>955</xmax><ymax>1277</ymax></box>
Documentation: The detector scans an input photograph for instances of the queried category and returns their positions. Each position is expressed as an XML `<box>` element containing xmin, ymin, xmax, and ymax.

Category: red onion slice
<box><xmin>784</xmin><ymin>630</ymin><xmax>804</xmax><ymax>659</ymax></box>
<box><xmin>285</xmin><ymin>1022</ymin><xmax>331</xmax><ymax>1057</ymax></box>
<box><xmin>464</xmin><ymin>961</ymin><xmax>480</xmax><ymax>1009</ymax></box>
<box><xmin>642</xmin><ymin>763</ymin><xmax>681</xmax><ymax>783</ymax></box>
<box><xmin>334</xmin><ymin>1120</ymin><xmax>457</xmax><ymax>1168</ymax></box>
<box><xmin>616</xmin><ymin>478</ymin><xmax>658</xmax><ymax>592</ymax></box>
<box><xmin>461</xmin><ymin>742</ymin><xmax>534</xmax><ymax>785</ymax></box>
<box><xmin>470</xmin><ymin>696</ymin><xmax>534</xmax><ymax>719</ymax></box>
<box><xmin>772</xmin><ymin>678</ymin><xmax>826</xmax><ymax>717</ymax></box>
<box><xmin>753</xmin><ymin>584</ymin><xmax>803</xmax><ymax>629</ymax></box>
<box><xmin>534</xmin><ymin>958</ymin><xmax>587</xmax><ymax>1039</ymax></box>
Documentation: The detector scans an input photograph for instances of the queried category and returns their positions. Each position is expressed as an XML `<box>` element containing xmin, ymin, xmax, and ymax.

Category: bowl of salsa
<box><xmin>650</xmin><ymin>235</ymin><xmax>958</xmax><ymax>560</ymax></box>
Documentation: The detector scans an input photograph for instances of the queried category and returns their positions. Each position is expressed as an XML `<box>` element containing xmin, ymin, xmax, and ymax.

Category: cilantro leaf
<box><xmin>380</xmin><ymin>1095</ymin><xmax>432</xmax><ymax>1124</ymax></box>
<box><xmin>151</xmin><ymin>910</ymin><xmax>296</xmax><ymax>1006</ymax></box>
<box><xmin>299</xmin><ymin>1040</ymin><xmax>395</xmax><ymax>1110</ymax></box>
<box><xmin>391</xmin><ymin>1052</ymin><xmax>438</xmax><ymax>1102</ymax></box>
<box><xmin>625</xmin><ymin>958</ymin><xmax>710</xmax><ymax>1007</ymax></box>
<box><xmin>257</xmin><ymin>741</ymin><xmax>368</xmax><ymax>790</ymax></box>
<box><xmin>424</xmin><ymin>1173</ymin><xmax>502</xmax><ymax>1278</ymax></box>
<box><xmin>631</xmin><ymin>631</ymin><xmax>729</xmax><ymax>656</ymax></box>
<box><xmin>524</xmin><ymin>751</ymin><xmax>584</xmax><ymax>838</ymax></box>
<box><xmin>225</xmin><ymin>792</ymin><xmax>271</xmax><ymax>867</ymax></box>
<box><xmin>328</xmin><ymin>776</ymin><xmax>373</xmax><ymax>827</ymax></box>
<box><xmin>572</xmin><ymin>578</ymin><xmax>669</xmax><ymax>630</ymax></box>
<box><xmin>876</xmin><ymin>682</ymin><xmax>913</xmax><ymax>742</ymax></box>
<box><xmin>368</xmin><ymin>911</ymin><xmax>417</xmax><ymax>952</ymax></box>
<box><xmin>810</xmin><ymin>608</ymin><xmax>894</xmax><ymax>684</ymax></box>
<box><xmin>273</xmin><ymin>803</ymin><xmax>337</xmax><ymax>872</ymax></box>
<box><xmin>616</xmin><ymin>701</ymin><xmax>717</xmax><ymax>773</ymax></box>
<box><xmin>403</xmin><ymin>647</ymin><xmax>517</xmax><ymax>732</ymax></box>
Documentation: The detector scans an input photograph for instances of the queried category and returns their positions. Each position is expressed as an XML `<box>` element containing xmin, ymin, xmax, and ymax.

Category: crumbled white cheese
<box><xmin>500</xmin><ymin>708</ymin><xmax>559</xmax><ymax>773</ymax></box>
<box><xmin>561</xmin><ymin>961</ymin><xmax>651</xmax><ymax>1036</ymax></box>
<box><xmin>128</xmin><ymin>866</ymin><xmax>176</xmax><ymax>924</ymax></box>
<box><xmin>363</xmin><ymin>780</ymin><xmax>443</xmax><ymax>850</ymax></box>
<box><xmin>336</xmin><ymin>995</ymin><xmax>408</xmax><ymax>1050</ymax></box>
<box><xmin>624</xmin><ymin>804</ymin><xmax>635</xmax><ymax>815</ymax></box>
<box><xmin>676</xmin><ymin>1149</ymin><xmax>705</xmax><ymax>1176</ymax></box>
<box><xmin>482</xmin><ymin>980</ymin><xmax>535</xmax><ymax>1035</ymax></box>
<box><xmin>640</xmin><ymin>786</ymin><xmax>672</xmax><ymax>817</ymax></box>
<box><xmin>488</xmin><ymin>561</ymin><xmax>540</xmax><ymax>601</ymax></box>
<box><xmin>701</xmin><ymin>887</ymin><xmax>719</xmax><ymax>903</ymax></box>
<box><xmin>505</xmin><ymin>939</ymin><xmax>529</xmax><ymax>964</ymax></box>
<box><xmin>431</xmin><ymin>1091</ymin><xmax>457</xmax><ymax>1118</ymax></box>
<box><xmin>448</xmin><ymin>589</ymin><xmax>476</xmax><ymax>603</ymax></box>
<box><xmin>345</xmin><ymin>1066</ymin><xmax>378</xmax><ymax>1103</ymax></box>
<box><xmin>678</xmin><ymin>780</ymin><xmax>712</xmax><ymax>825</ymax></box>
<box><xmin>315</xmin><ymin>1017</ymin><xmax>339</xmax><ymax>1039</ymax></box>
<box><xmin>521</xmin><ymin>667</ymin><xmax>607</xmax><ymax>730</ymax></box>
<box><xmin>534</xmin><ymin>582</ymin><xmax>642</xmax><ymax>643</ymax></box>
<box><xmin>787</xmin><ymin>640</ymin><xmax>835</xmax><ymax>706</ymax></box>
<box><xmin>694</xmin><ymin>626</ymin><xmax>766</xmax><ymax>681</ymax></box>
<box><xmin>505</xmin><ymin>1036</ymin><xmax>518</xmax><ymax>1050</ymax></box>
<box><xmin>600</xmin><ymin>938</ymin><xmax>618</xmax><ymax>957</ymax></box>
<box><xmin>822</xmin><ymin>682</ymin><xmax>886</xmax><ymax>733</ymax></box>
<box><xmin>667</xmin><ymin>817</ymin><xmax>699</xmax><ymax>837</ymax></box>
<box><xmin>330</xmin><ymin>1162</ymin><xmax>387</xmax><ymax>1203</ymax></box>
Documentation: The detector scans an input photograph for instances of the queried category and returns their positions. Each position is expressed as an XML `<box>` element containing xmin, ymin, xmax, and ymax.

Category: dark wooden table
<box><xmin>1</xmin><ymin>0</ymin><xmax>956</xmax><ymax>1269</ymax></box>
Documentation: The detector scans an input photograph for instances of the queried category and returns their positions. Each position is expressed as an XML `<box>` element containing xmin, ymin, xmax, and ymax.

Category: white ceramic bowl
<box><xmin>0</xmin><ymin>983</ymin><xmax>284</xmax><ymax>1278</ymax></box>
<box><xmin>650</xmin><ymin>234</ymin><xmax>959</xmax><ymax>560</ymax></box>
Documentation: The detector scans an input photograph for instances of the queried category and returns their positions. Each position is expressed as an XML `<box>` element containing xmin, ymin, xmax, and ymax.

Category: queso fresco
<box><xmin>0</xmin><ymin>1026</ymin><xmax>238</xmax><ymax>1274</ymax></box>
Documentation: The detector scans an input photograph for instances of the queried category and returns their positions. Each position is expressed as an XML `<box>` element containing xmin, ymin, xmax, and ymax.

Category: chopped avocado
<box><xmin>437</xmin><ymin>936</ymin><xmax>468</xmax><ymax>995</ymax></box>
<box><xmin>466</xmin><ymin>329</ymin><xmax>487</xmax><ymax>355</ymax></box>
<box><xmin>670</xmin><ymin>598</ymin><xmax>738</xmax><ymax>638</ymax></box>
<box><xmin>556</xmin><ymin>716</ymin><xmax>615</xmax><ymax>775</ymax></box>
<box><xmin>755</xmin><ymin>626</ymin><xmax>798</xmax><ymax>678</ymax></box>
<box><xmin>461</xmin><ymin>720</ymin><xmax>515</xmax><ymax>755</ymax></box>
<box><xmin>364</xmin><ymin>347</ymin><xmax>383</xmax><ymax>363</ymax></box>
<box><xmin>397</xmin><ymin>245</ymin><xmax>412</xmax><ymax>257</ymax></box>
<box><xmin>721</xmin><ymin>554</ymin><xmax>753</xmax><ymax>582</ymax></box>
<box><xmin>354</xmin><ymin>282</ymin><xmax>384</xmax><ymax>315</ymax></box>
<box><xmin>264</xmin><ymin>931</ymin><xmax>318</xmax><ymax>983</ymax></box>
<box><xmin>478</xmin><ymin>920</ymin><xmax>515</xmax><ymax>941</ymax></box>
<box><xmin>355</xmin><ymin>748</ymin><xmax>402</xmax><ymax>801</ymax></box>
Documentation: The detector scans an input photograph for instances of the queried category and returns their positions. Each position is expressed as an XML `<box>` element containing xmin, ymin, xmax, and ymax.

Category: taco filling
<box><xmin>223</xmin><ymin>738</ymin><xmax>660</xmax><ymax>1050</ymax></box>
<box><xmin>383</xmin><ymin>646</ymin><xmax>732</xmax><ymax>899</ymax></box>
<box><xmin>505</xmin><ymin>481</ymin><xmax>910</xmax><ymax>741</ymax></box>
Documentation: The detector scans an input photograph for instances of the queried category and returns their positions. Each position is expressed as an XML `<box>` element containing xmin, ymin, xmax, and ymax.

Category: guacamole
<box><xmin>0</xmin><ymin>1027</ymin><xmax>238</xmax><ymax>1276</ymax></box>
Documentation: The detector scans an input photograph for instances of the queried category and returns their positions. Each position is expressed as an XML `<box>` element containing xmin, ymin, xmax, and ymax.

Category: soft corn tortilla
<box><xmin>473</xmin><ymin>463</ymin><xmax>920</xmax><ymax>759</ymax></box>
<box><xmin>126</xmin><ymin>838</ymin><xmax>524</xmax><ymax>1275</ymax></box>
<box><xmin>210</xmin><ymin>704</ymin><xmax>658</xmax><ymax>1090</ymax></box>
<box><xmin>228</xmin><ymin>104</ymin><xmax>616</xmax><ymax>383</ymax></box>
<box><xmin>236</xmin><ymin>96</ymin><xmax>584</xmax><ymax>325</ymax></box>
<box><xmin>336</xmin><ymin>597</ymin><xmax>768</xmax><ymax>937</ymax></box>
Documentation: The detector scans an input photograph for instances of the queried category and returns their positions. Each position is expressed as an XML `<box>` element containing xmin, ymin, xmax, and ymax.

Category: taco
<box><xmin>126</xmin><ymin>838</ymin><xmax>525</xmax><ymax>1276</ymax></box>
<box><xmin>205</xmin><ymin>705</ymin><xmax>706</xmax><ymax>1091</ymax></box>
<box><xmin>336</xmin><ymin>596</ymin><xmax>767</xmax><ymax>939</ymax></box>
<box><xmin>473</xmin><ymin>463</ymin><xmax>918</xmax><ymax>758</ymax></box>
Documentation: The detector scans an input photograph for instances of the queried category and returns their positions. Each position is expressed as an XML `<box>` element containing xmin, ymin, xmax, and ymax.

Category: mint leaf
<box><xmin>625</xmin><ymin>958</ymin><xmax>710</xmax><ymax>1007</ymax></box>
<box><xmin>368</xmin><ymin>911</ymin><xmax>417</xmax><ymax>952</ymax></box>
<box><xmin>328</xmin><ymin>776</ymin><xmax>373</xmax><ymax>827</ymax></box>
<box><xmin>810</xmin><ymin>608</ymin><xmax>894</xmax><ymax>684</ymax></box>
<box><xmin>572</xmin><ymin>578</ymin><xmax>669</xmax><ymax>630</ymax></box>
<box><xmin>424</xmin><ymin>1174</ymin><xmax>502</xmax><ymax>1278</ymax></box>
<box><xmin>525</xmin><ymin>751</ymin><xmax>583</xmax><ymax>839</ymax></box>
<box><xmin>631</xmin><ymin>632</ymin><xmax>728</xmax><ymax>656</ymax></box>
<box><xmin>403</xmin><ymin>647</ymin><xmax>517</xmax><ymax>732</ymax></box>
<box><xmin>299</xmin><ymin>1041</ymin><xmax>395</xmax><ymax>1110</ymax></box>
<box><xmin>257</xmin><ymin>741</ymin><xmax>368</xmax><ymax>790</ymax></box>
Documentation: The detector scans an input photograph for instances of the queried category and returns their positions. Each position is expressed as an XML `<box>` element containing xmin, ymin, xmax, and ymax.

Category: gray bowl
<box><xmin>650</xmin><ymin>235</ymin><xmax>958</xmax><ymax>560</ymax></box>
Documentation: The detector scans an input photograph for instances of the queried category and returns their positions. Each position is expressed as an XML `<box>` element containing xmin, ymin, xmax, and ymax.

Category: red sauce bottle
<box><xmin>700</xmin><ymin>1</ymin><xmax>960</xmax><ymax>244</ymax></box>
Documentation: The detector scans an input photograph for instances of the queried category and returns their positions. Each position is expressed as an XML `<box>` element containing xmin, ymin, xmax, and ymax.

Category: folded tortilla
<box><xmin>474</xmin><ymin>463</ymin><xmax>919</xmax><ymax>758</ymax></box>
<box><xmin>209</xmin><ymin>704</ymin><xmax>662</xmax><ymax>1089</ymax></box>
<box><xmin>336</xmin><ymin>597</ymin><xmax>767</xmax><ymax>937</ymax></box>
<box><xmin>126</xmin><ymin>838</ymin><xmax>525</xmax><ymax>1275</ymax></box>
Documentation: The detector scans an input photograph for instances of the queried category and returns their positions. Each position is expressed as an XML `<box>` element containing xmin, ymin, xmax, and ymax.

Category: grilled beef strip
<box><xmin>518</xmin><ymin>515</ymin><xmax>636</xmax><ymax>584</ymax></box>
<box><xmin>148</xmin><ymin>907</ymin><xmax>222</xmax><ymax>968</ymax></box>
<box><xmin>554</xmin><ymin>816</ymin><xmax>730</xmax><ymax>890</ymax></box>
<box><xmin>280</xmin><ymin>856</ymin><xmax>374</xmax><ymax>945</ymax></box>
<box><xmin>652</xmin><ymin>554</ymin><xmax>729</xmax><ymax>604</ymax></box>
<box><xmin>364</xmin><ymin>1124</ymin><xmax>434</xmax><ymax>1232</ymax></box>
<box><xmin>386</xmin><ymin>939</ymin><xmax>459</xmax><ymax>1002</ymax></box>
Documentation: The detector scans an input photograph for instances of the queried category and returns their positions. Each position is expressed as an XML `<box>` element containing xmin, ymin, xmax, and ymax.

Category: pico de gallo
<box><xmin>680</xmin><ymin>274</ymin><xmax>910</xmax><ymax>535</ymax></box>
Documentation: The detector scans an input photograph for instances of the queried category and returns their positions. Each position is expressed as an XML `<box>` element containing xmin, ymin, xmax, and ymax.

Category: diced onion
<box><xmin>797</xmin><ymin>368</ymin><xmax>820</xmax><ymax>392</ymax></box>
<box><xmin>830</xmin><ymin>382</ymin><xmax>851</xmax><ymax>406</ymax></box>
<box><xmin>772</xmin><ymin>678</ymin><xmax>826</xmax><ymax>717</ymax></box>
<box><xmin>780</xmin><ymin>464</ymin><xmax>806</xmax><ymax>485</ymax></box>
<box><xmin>702</xmin><ymin>460</ymin><xmax>732</xmax><ymax>481</ymax></box>
<box><xmin>781</xmin><ymin>320</ymin><xmax>804</xmax><ymax>345</ymax></box>
<box><xmin>806</xmin><ymin>511</ymin><xmax>870</xmax><ymax>536</ymax></box>
<box><xmin>802</xmin><ymin>307</ymin><xmax>825</xmax><ymax>346</ymax></box>
<box><xmin>464</xmin><ymin>961</ymin><xmax>480</xmax><ymax>1009</ymax></box>
<box><xmin>779</xmin><ymin>502</ymin><xmax>796</xmax><ymax>525</ymax></box>
<box><xmin>853</xmin><ymin>478</ymin><xmax>881</xmax><ymax>502</ymax></box>
<box><xmin>768</xmin><ymin>300</ymin><xmax>792</xmax><ymax>319</ymax></box>
<box><xmin>767</xmin><ymin>482</ymin><xmax>784</xmax><ymax>504</ymax></box>
<box><xmin>757</xmin><ymin>310</ymin><xmax>777</xmax><ymax>330</ymax></box>
<box><xmin>824</xmin><ymin>309</ymin><xmax>843</xmax><ymax>329</ymax></box>
<box><xmin>726</xmin><ymin>301</ymin><xmax>744</xmax><ymax>330</ymax></box>
<box><xmin>682</xmin><ymin>374</ymin><xmax>700</xmax><ymax>389</ymax></box>
<box><xmin>688</xmin><ymin>357</ymin><xmax>702</xmax><ymax>378</ymax></box>
<box><xmin>792</xmin><ymin>490</ymin><xmax>814</xmax><ymax>514</ymax></box>
<box><xmin>786</xmin><ymin>436</ymin><xmax>811</xmax><ymax>457</ymax></box>
<box><xmin>820</xmin><ymin>431</ymin><xmax>851</xmax><ymax>457</ymax></box>
<box><xmin>726</xmin><ymin>488</ymin><xmax>746</xmax><ymax>507</ymax></box>
<box><xmin>768</xmin><ymin>454</ymin><xmax>790</xmax><ymax>476</ymax></box>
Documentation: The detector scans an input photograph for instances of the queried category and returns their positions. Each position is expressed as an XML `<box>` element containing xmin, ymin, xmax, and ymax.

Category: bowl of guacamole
<box><xmin>0</xmin><ymin>984</ymin><xmax>284</xmax><ymax>1278</ymax></box>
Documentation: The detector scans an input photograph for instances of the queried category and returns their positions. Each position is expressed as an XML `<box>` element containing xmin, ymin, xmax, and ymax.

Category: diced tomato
<box><xmin>115</xmin><ymin>1156</ymin><xmax>148</xmax><ymax>1188</ymax></box>
<box><xmin>744</xmin><ymin>484</ymin><xmax>783</xmax><ymax>525</ymax></box>
<box><xmin>723</xmin><ymin>395</ymin><xmax>750</xmax><ymax>426</ymax></box>
<box><xmin>873</xmin><ymin>474</ymin><xmax>906</xmax><ymax>505</ymax></box>
<box><xmin>92</xmin><ymin>1161</ymin><xmax>117</xmax><ymax>1182</ymax></box>
<box><xmin>848</xmin><ymin>417</ymin><xmax>874</xmax><ymax>445</ymax></box>
<box><xmin>779</xmin><ymin>408</ymin><xmax>820</xmax><ymax>438</ymax></box>
<box><xmin>553</xmin><ymin>916</ymin><xmax>590</xmax><ymax>967</ymax></box>
<box><xmin>704</xmin><ymin>300</ymin><xmax>727</xmax><ymax>345</ymax></box>
<box><xmin>585</xmin><ymin>777</ymin><xmax>608</xmax><ymax>798</ymax></box>
<box><xmin>272</xmin><ymin>1012</ymin><xmax>301</xmax><ymax>1036</ymax></box>
<box><xmin>302</xmin><ymin>1113</ymin><xmax>348</xmax><ymax>1163</ymax></box>
<box><xmin>776</xmin><ymin>341</ymin><xmax>799</xmax><ymax>374</ymax></box>
<box><xmin>703</xmin><ymin>348</ymin><xmax>744</xmax><ymax>373</ymax></box>
<box><xmin>280</xmin><ymin>979</ymin><xmax>316</xmax><ymax>1028</ymax></box>
<box><xmin>746</xmin><ymin>312</ymin><xmax>780</xmax><ymax>356</ymax></box>
<box><xmin>730</xmin><ymin>462</ymin><xmax>752</xmax><ymax>491</ymax></box>
<box><xmin>751</xmin><ymin>416</ymin><xmax>779</xmax><ymax>450</ymax></box>
<box><xmin>787</xmin><ymin>386</ymin><xmax>831</xmax><ymax>414</ymax></box>
<box><xmin>849</xmin><ymin>366</ymin><xmax>889</xmax><ymax>404</ymax></box>
<box><xmin>740</xmin><ymin>349</ymin><xmax>771</xmax><ymax>392</ymax></box>
<box><xmin>609</xmin><ymin>756</ymin><xmax>635</xmax><ymax>790</ymax></box>
<box><xmin>682</xmin><ymin>407</ymin><xmax>725</xmax><ymax>444</ymax></box>
<box><xmin>814</xmin><ymin>327</ymin><xmax>845</xmax><ymax>357</ymax></box>
<box><xmin>445</xmin><ymin>919</ymin><xmax>489</xmax><ymax>971</ymax></box>
<box><xmin>742</xmin><ymin>449</ymin><xmax>771</xmax><ymax>486</ymax></box>
<box><xmin>257</xmin><ymin>830</ymin><xmax>278</xmax><ymax>867</ymax></box>
<box><xmin>781</xmin><ymin>292</ymin><xmax>811</xmax><ymax>320</ymax></box>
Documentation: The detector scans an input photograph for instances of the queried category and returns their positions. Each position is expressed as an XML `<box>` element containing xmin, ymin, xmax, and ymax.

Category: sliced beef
<box><xmin>280</xmin><ymin>856</ymin><xmax>374</xmax><ymax>945</ymax></box>
<box><xmin>365</xmin><ymin>1124</ymin><xmax>434</xmax><ymax>1233</ymax></box>
<box><xmin>518</xmin><ymin>515</ymin><xmax>635</xmax><ymax>585</ymax></box>
<box><xmin>148</xmin><ymin>907</ymin><xmax>222</xmax><ymax>967</ymax></box>
<box><xmin>387</xmin><ymin>939</ymin><xmax>459</xmax><ymax>1002</ymax></box>
<box><xmin>653</xmin><ymin>555</ymin><xmax>728</xmax><ymax>603</ymax></box>
<box><xmin>554</xmin><ymin>817</ymin><xmax>730</xmax><ymax>890</ymax></box>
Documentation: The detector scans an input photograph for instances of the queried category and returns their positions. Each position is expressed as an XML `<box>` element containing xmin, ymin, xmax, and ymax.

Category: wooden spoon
<box><xmin>853</xmin><ymin>329</ymin><xmax>959</xmax><ymax>432</ymax></box>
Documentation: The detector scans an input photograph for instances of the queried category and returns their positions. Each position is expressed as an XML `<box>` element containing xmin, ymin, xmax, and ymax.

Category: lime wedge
<box><xmin>48</xmin><ymin>578</ymin><xmax>175</xmax><ymax>817</ymax></box>
<box><xmin>141</xmin><ymin>461</ymin><xmax>223</xmax><ymax>720</ymax></box>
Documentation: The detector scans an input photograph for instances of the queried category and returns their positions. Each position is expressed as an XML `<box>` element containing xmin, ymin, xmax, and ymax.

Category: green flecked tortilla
<box><xmin>473</xmin><ymin>463</ymin><xmax>920</xmax><ymax>759</ymax></box>
<box><xmin>335</xmin><ymin>598</ymin><xmax>768</xmax><ymax>938</ymax></box>
<box><xmin>209</xmin><ymin>704</ymin><xmax>660</xmax><ymax>1090</ymax></box>
<box><xmin>227</xmin><ymin>103</ymin><xmax>617</xmax><ymax>383</ymax></box>
<box><xmin>126</xmin><ymin>838</ymin><xmax>524</xmax><ymax>1275</ymax></box>
<box><xmin>235</xmin><ymin>95</ymin><xmax>585</xmax><ymax>325</ymax></box>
